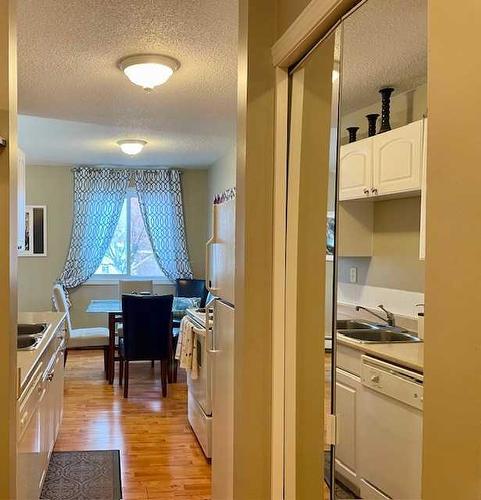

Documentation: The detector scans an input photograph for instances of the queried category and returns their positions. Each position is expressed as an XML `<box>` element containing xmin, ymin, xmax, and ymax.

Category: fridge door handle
<box><xmin>205</xmin><ymin>236</ymin><xmax>219</xmax><ymax>294</ymax></box>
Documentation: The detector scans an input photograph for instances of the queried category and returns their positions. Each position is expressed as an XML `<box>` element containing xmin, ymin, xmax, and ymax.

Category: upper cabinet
<box><xmin>339</xmin><ymin>119</ymin><xmax>424</xmax><ymax>201</ymax></box>
<box><xmin>17</xmin><ymin>149</ymin><xmax>26</xmax><ymax>252</ymax></box>
<box><xmin>339</xmin><ymin>140</ymin><xmax>372</xmax><ymax>200</ymax></box>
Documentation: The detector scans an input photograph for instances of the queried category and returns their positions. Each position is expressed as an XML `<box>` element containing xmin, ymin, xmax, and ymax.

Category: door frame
<box><xmin>270</xmin><ymin>1</ymin><xmax>363</xmax><ymax>498</ymax></box>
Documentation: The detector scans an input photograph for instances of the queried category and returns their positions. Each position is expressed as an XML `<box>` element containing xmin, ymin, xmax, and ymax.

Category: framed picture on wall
<box><xmin>326</xmin><ymin>211</ymin><xmax>335</xmax><ymax>261</ymax></box>
<box><xmin>19</xmin><ymin>205</ymin><xmax>47</xmax><ymax>257</ymax></box>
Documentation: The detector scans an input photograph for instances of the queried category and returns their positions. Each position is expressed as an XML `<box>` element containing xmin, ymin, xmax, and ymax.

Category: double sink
<box><xmin>337</xmin><ymin>319</ymin><xmax>421</xmax><ymax>343</ymax></box>
<box><xmin>17</xmin><ymin>323</ymin><xmax>48</xmax><ymax>350</ymax></box>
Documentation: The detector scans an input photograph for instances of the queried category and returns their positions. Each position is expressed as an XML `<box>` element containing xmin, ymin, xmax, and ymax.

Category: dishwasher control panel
<box><xmin>361</xmin><ymin>355</ymin><xmax>423</xmax><ymax>411</ymax></box>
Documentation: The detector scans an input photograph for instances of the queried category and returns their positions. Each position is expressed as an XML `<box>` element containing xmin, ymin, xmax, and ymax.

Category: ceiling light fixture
<box><xmin>117</xmin><ymin>139</ymin><xmax>147</xmax><ymax>156</ymax></box>
<box><xmin>118</xmin><ymin>54</ymin><xmax>180</xmax><ymax>91</ymax></box>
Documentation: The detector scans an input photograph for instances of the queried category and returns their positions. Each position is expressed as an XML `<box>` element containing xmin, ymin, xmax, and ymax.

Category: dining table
<box><xmin>86</xmin><ymin>299</ymin><xmax>182</xmax><ymax>385</ymax></box>
<box><xmin>86</xmin><ymin>299</ymin><xmax>123</xmax><ymax>384</ymax></box>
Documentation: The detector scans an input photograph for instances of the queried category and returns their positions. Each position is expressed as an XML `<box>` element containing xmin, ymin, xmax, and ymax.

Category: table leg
<box><xmin>108</xmin><ymin>312</ymin><xmax>116</xmax><ymax>384</ymax></box>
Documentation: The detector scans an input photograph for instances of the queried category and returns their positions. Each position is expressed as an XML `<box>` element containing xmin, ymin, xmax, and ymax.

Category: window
<box><xmin>93</xmin><ymin>189</ymin><xmax>165</xmax><ymax>279</ymax></box>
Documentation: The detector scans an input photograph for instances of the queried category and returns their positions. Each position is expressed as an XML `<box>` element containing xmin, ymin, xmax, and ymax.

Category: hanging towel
<box><xmin>176</xmin><ymin>316</ymin><xmax>199</xmax><ymax>379</ymax></box>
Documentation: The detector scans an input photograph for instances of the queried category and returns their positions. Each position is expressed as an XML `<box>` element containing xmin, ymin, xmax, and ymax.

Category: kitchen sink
<box><xmin>17</xmin><ymin>323</ymin><xmax>48</xmax><ymax>336</ymax></box>
<box><xmin>338</xmin><ymin>329</ymin><xmax>422</xmax><ymax>344</ymax></box>
<box><xmin>336</xmin><ymin>319</ymin><xmax>382</xmax><ymax>330</ymax></box>
<box><xmin>17</xmin><ymin>335</ymin><xmax>40</xmax><ymax>350</ymax></box>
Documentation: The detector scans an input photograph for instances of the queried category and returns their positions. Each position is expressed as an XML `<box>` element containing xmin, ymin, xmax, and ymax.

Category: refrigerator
<box><xmin>206</xmin><ymin>192</ymin><xmax>235</xmax><ymax>500</ymax></box>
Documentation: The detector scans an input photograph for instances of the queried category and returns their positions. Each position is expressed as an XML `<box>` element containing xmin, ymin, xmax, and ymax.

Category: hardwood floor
<box><xmin>55</xmin><ymin>350</ymin><xmax>211</xmax><ymax>500</ymax></box>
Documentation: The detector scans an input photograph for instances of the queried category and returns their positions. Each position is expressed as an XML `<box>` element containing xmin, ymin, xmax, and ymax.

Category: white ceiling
<box><xmin>341</xmin><ymin>0</ymin><xmax>427</xmax><ymax>113</ymax></box>
<box><xmin>17</xmin><ymin>0</ymin><xmax>238</xmax><ymax>167</ymax></box>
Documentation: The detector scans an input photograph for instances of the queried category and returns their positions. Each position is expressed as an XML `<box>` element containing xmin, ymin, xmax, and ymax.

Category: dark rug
<box><xmin>324</xmin><ymin>451</ymin><xmax>359</xmax><ymax>499</ymax></box>
<box><xmin>40</xmin><ymin>450</ymin><xmax>122</xmax><ymax>500</ymax></box>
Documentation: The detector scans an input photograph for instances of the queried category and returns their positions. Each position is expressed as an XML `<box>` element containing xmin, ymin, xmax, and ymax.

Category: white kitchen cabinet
<box><xmin>17</xmin><ymin>366</ymin><xmax>45</xmax><ymax>500</ymax></box>
<box><xmin>17</xmin><ymin>148</ymin><xmax>26</xmax><ymax>252</ymax></box>
<box><xmin>335</xmin><ymin>367</ymin><xmax>361</xmax><ymax>491</ymax></box>
<box><xmin>419</xmin><ymin>118</ymin><xmax>428</xmax><ymax>260</ymax></box>
<box><xmin>17</xmin><ymin>339</ymin><xmax>65</xmax><ymax>500</ymax></box>
<box><xmin>339</xmin><ymin>140</ymin><xmax>372</xmax><ymax>201</ymax></box>
<box><xmin>372</xmin><ymin>119</ymin><xmax>423</xmax><ymax>196</ymax></box>
<box><xmin>339</xmin><ymin>120</ymin><xmax>424</xmax><ymax>201</ymax></box>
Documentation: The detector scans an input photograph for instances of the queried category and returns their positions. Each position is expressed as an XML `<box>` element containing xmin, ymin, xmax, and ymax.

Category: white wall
<box><xmin>207</xmin><ymin>147</ymin><xmax>236</xmax><ymax>233</ymax></box>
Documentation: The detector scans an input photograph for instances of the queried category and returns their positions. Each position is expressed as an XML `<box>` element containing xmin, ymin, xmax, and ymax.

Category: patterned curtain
<box><xmin>134</xmin><ymin>169</ymin><xmax>193</xmax><ymax>280</ymax></box>
<box><xmin>58</xmin><ymin>167</ymin><xmax>130</xmax><ymax>289</ymax></box>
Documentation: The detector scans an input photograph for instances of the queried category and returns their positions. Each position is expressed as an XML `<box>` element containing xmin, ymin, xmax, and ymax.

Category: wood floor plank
<box><xmin>55</xmin><ymin>350</ymin><xmax>211</xmax><ymax>499</ymax></box>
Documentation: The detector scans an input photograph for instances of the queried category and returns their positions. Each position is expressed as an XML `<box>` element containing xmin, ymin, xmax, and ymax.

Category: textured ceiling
<box><xmin>17</xmin><ymin>0</ymin><xmax>237</xmax><ymax>166</ymax></box>
<box><xmin>341</xmin><ymin>0</ymin><xmax>427</xmax><ymax>113</ymax></box>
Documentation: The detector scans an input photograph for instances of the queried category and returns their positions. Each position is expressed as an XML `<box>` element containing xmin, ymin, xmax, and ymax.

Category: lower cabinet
<box><xmin>17</xmin><ymin>341</ymin><xmax>65</xmax><ymax>500</ymax></box>
<box><xmin>335</xmin><ymin>367</ymin><xmax>361</xmax><ymax>492</ymax></box>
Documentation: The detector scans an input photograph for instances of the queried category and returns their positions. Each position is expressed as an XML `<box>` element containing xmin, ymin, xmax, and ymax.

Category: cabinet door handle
<box><xmin>363</xmin><ymin>188</ymin><xmax>370</xmax><ymax>195</ymax></box>
<box><xmin>47</xmin><ymin>371</ymin><xmax>54</xmax><ymax>382</ymax></box>
<box><xmin>371</xmin><ymin>188</ymin><xmax>378</xmax><ymax>195</ymax></box>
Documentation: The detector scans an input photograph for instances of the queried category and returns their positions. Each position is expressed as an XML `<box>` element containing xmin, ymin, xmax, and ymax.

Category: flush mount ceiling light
<box><xmin>118</xmin><ymin>54</ymin><xmax>180</xmax><ymax>91</ymax></box>
<box><xmin>117</xmin><ymin>139</ymin><xmax>147</xmax><ymax>156</ymax></box>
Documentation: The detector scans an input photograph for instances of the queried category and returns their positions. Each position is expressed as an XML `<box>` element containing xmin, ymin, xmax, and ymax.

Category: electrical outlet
<box><xmin>349</xmin><ymin>267</ymin><xmax>358</xmax><ymax>283</ymax></box>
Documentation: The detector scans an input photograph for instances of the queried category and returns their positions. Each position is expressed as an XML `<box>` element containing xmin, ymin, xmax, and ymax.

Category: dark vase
<box><xmin>379</xmin><ymin>87</ymin><xmax>394</xmax><ymax>133</ymax></box>
<box><xmin>366</xmin><ymin>113</ymin><xmax>379</xmax><ymax>137</ymax></box>
<box><xmin>346</xmin><ymin>126</ymin><xmax>359</xmax><ymax>143</ymax></box>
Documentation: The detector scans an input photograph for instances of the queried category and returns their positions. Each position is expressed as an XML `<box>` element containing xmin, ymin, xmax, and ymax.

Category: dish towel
<box><xmin>175</xmin><ymin>316</ymin><xmax>199</xmax><ymax>380</ymax></box>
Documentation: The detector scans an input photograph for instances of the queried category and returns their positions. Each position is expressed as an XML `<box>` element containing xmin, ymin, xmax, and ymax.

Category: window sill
<box><xmin>85</xmin><ymin>278</ymin><xmax>175</xmax><ymax>286</ymax></box>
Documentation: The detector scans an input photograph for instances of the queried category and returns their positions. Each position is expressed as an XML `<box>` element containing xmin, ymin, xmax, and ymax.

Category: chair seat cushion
<box><xmin>68</xmin><ymin>327</ymin><xmax>109</xmax><ymax>348</ymax></box>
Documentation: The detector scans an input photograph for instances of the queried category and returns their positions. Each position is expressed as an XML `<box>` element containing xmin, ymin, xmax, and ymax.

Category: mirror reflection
<box><xmin>331</xmin><ymin>0</ymin><xmax>427</xmax><ymax>498</ymax></box>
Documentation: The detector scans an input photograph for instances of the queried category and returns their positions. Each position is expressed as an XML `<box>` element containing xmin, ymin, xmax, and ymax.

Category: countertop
<box><xmin>17</xmin><ymin>311</ymin><xmax>66</xmax><ymax>398</ymax></box>
<box><xmin>337</xmin><ymin>335</ymin><xmax>423</xmax><ymax>373</ymax></box>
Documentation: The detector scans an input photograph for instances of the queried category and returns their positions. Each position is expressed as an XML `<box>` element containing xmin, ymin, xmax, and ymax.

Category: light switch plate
<box><xmin>349</xmin><ymin>267</ymin><xmax>357</xmax><ymax>283</ymax></box>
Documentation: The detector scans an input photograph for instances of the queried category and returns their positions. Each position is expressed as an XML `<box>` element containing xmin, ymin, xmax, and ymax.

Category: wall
<box><xmin>276</xmin><ymin>0</ymin><xmax>311</xmax><ymax>36</ymax></box>
<box><xmin>339</xmin><ymin>196</ymin><xmax>425</xmax><ymax>292</ymax></box>
<box><xmin>207</xmin><ymin>147</ymin><xmax>236</xmax><ymax>234</ymax></box>
<box><xmin>422</xmin><ymin>1</ymin><xmax>481</xmax><ymax>497</ymax></box>
<box><xmin>18</xmin><ymin>165</ymin><xmax>209</xmax><ymax>328</ymax></box>
<box><xmin>0</xmin><ymin>1</ymin><xmax>18</xmax><ymax>496</ymax></box>
<box><xmin>208</xmin><ymin>147</ymin><xmax>236</xmax><ymax>203</ymax></box>
<box><xmin>340</xmin><ymin>83</ymin><xmax>427</xmax><ymax>143</ymax></box>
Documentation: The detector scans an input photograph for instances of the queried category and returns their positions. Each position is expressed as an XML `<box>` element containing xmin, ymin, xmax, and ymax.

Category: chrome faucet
<box><xmin>355</xmin><ymin>304</ymin><xmax>396</xmax><ymax>327</ymax></box>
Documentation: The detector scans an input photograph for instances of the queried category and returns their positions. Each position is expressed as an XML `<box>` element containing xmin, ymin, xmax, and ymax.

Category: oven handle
<box><xmin>191</xmin><ymin>322</ymin><xmax>219</xmax><ymax>354</ymax></box>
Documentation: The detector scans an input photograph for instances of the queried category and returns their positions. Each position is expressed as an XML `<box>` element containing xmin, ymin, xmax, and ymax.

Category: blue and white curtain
<box><xmin>134</xmin><ymin>169</ymin><xmax>193</xmax><ymax>280</ymax></box>
<box><xmin>57</xmin><ymin>167</ymin><xmax>130</xmax><ymax>289</ymax></box>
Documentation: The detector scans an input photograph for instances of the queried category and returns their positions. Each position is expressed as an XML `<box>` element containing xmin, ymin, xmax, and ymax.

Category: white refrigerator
<box><xmin>206</xmin><ymin>194</ymin><xmax>235</xmax><ymax>500</ymax></box>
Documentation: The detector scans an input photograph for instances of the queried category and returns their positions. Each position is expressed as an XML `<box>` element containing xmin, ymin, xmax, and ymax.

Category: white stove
<box><xmin>186</xmin><ymin>307</ymin><xmax>213</xmax><ymax>329</ymax></box>
<box><xmin>184</xmin><ymin>307</ymin><xmax>214</xmax><ymax>458</ymax></box>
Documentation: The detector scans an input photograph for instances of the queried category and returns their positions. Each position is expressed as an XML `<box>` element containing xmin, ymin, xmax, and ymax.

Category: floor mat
<box><xmin>40</xmin><ymin>450</ymin><xmax>122</xmax><ymax>500</ymax></box>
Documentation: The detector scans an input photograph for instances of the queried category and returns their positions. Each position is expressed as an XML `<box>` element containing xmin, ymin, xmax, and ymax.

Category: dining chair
<box><xmin>52</xmin><ymin>284</ymin><xmax>109</xmax><ymax>376</ymax></box>
<box><xmin>118</xmin><ymin>294</ymin><xmax>174</xmax><ymax>398</ymax></box>
<box><xmin>115</xmin><ymin>280</ymin><xmax>155</xmax><ymax>369</ymax></box>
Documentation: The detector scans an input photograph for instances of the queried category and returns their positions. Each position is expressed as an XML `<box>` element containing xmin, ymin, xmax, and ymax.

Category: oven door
<box><xmin>186</xmin><ymin>319</ymin><xmax>212</xmax><ymax>416</ymax></box>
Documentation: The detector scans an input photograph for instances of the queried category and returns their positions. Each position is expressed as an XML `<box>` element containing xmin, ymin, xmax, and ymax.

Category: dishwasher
<box><xmin>359</xmin><ymin>355</ymin><xmax>423</xmax><ymax>499</ymax></box>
